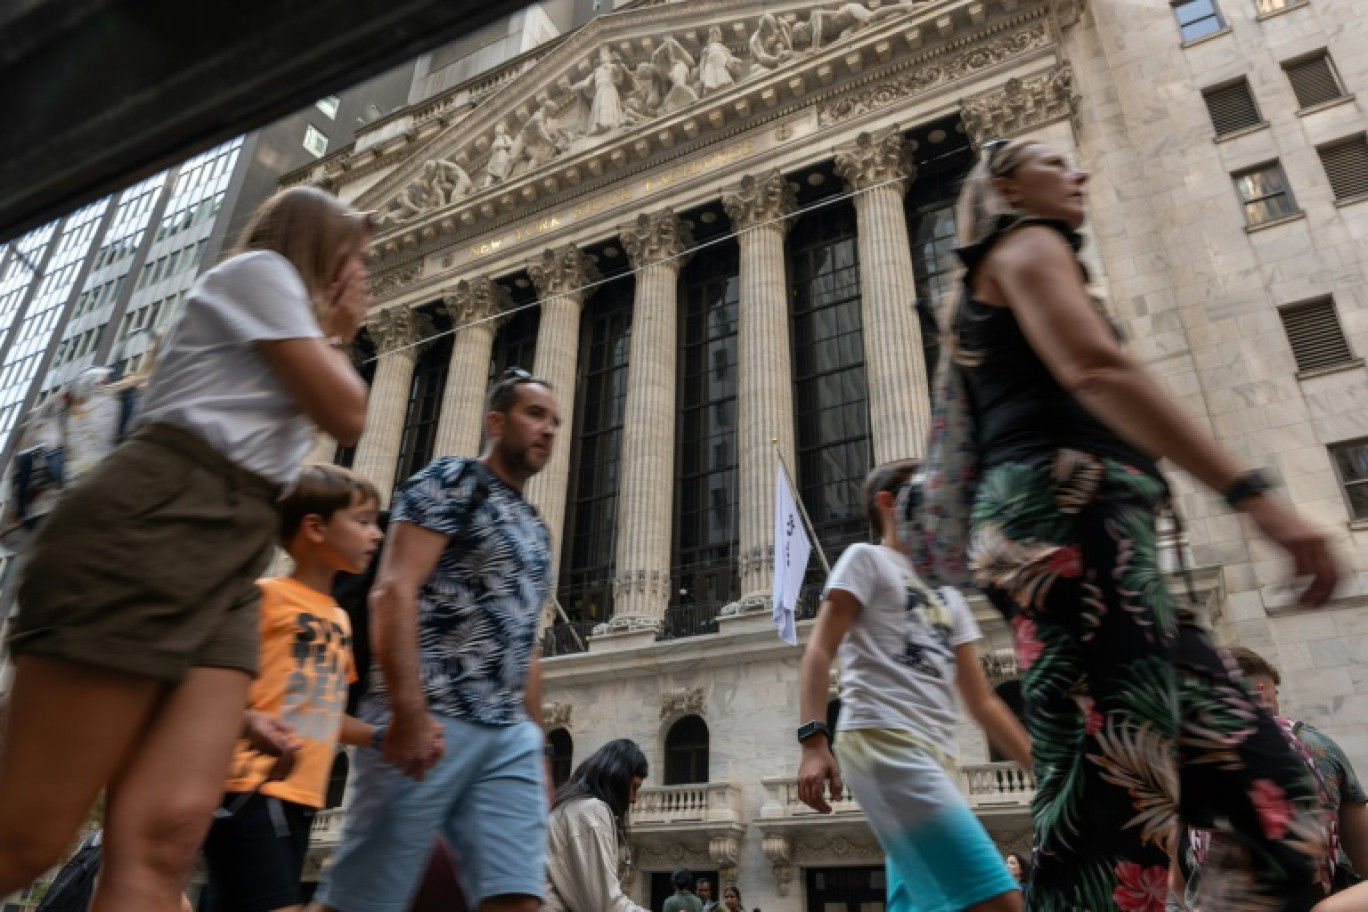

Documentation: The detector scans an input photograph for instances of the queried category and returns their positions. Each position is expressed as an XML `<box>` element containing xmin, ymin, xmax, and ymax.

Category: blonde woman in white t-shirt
<box><xmin>545</xmin><ymin>739</ymin><xmax>651</xmax><ymax>912</ymax></box>
<box><xmin>797</xmin><ymin>459</ymin><xmax>1033</xmax><ymax>912</ymax></box>
<box><xmin>0</xmin><ymin>187</ymin><xmax>372</xmax><ymax>912</ymax></box>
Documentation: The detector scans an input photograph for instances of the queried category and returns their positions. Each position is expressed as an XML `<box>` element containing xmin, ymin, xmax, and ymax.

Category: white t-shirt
<box><xmin>823</xmin><ymin>543</ymin><xmax>981</xmax><ymax>756</ymax></box>
<box><xmin>135</xmin><ymin>251</ymin><xmax>323</xmax><ymax>486</ymax></box>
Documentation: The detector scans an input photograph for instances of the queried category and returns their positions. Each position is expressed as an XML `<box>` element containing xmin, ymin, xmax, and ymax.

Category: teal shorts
<box><xmin>837</xmin><ymin>728</ymin><xmax>1019</xmax><ymax>912</ymax></box>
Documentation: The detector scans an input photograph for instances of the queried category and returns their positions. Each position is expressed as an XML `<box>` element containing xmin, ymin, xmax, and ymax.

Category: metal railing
<box><xmin>541</xmin><ymin>619</ymin><xmax>595</xmax><ymax>658</ymax></box>
<box><xmin>659</xmin><ymin>602</ymin><xmax>723</xmax><ymax>640</ymax></box>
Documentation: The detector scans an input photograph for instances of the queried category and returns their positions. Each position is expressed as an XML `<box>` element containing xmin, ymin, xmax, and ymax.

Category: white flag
<box><xmin>772</xmin><ymin>462</ymin><xmax>812</xmax><ymax>646</ymax></box>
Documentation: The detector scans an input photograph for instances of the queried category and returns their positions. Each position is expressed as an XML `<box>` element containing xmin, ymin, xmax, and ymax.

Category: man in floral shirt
<box><xmin>1177</xmin><ymin>646</ymin><xmax>1367</xmax><ymax>909</ymax></box>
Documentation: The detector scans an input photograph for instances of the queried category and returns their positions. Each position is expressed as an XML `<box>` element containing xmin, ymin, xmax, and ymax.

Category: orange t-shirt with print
<box><xmin>224</xmin><ymin>577</ymin><xmax>357</xmax><ymax>808</ymax></box>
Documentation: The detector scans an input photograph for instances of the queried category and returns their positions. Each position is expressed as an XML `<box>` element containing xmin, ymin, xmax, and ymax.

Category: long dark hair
<box><xmin>553</xmin><ymin>739</ymin><xmax>649</xmax><ymax>831</ymax></box>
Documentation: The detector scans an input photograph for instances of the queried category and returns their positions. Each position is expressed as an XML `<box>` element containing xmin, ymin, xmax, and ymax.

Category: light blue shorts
<box><xmin>836</xmin><ymin>728</ymin><xmax>1018</xmax><ymax>912</ymax></box>
<box><xmin>315</xmin><ymin>714</ymin><xmax>546</xmax><ymax>912</ymax></box>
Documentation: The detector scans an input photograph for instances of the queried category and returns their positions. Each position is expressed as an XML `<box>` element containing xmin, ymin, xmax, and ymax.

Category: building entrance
<box><xmin>805</xmin><ymin>865</ymin><xmax>886</xmax><ymax>912</ymax></box>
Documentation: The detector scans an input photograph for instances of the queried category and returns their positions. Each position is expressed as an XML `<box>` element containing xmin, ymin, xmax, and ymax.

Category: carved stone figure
<box><xmin>698</xmin><ymin>26</ymin><xmax>743</xmax><ymax>95</ymax></box>
<box><xmin>652</xmin><ymin>37</ymin><xmax>699</xmax><ymax>114</ymax></box>
<box><xmin>428</xmin><ymin>159</ymin><xmax>472</xmax><ymax>205</ymax></box>
<box><xmin>749</xmin><ymin>13</ymin><xmax>794</xmax><ymax>72</ymax></box>
<box><xmin>375</xmin><ymin>179</ymin><xmax>439</xmax><ymax>229</ymax></box>
<box><xmin>578</xmin><ymin>46</ymin><xmax>629</xmax><ymax>135</ymax></box>
<box><xmin>792</xmin><ymin>0</ymin><xmax>910</xmax><ymax>51</ymax></box>
<box><xmin>623</xmin><ymin>61</ymin><xmax>663</xmax><ymax>123</ymax></box>
<box><xmin>483</xmin><ymin>123</ymin><xmax>514</xmax><ymax>188</ymax></box>
<box><xmin>511</xmin><ymin>100</ymin><xmax>568</xmax><ymax>172</ymax></box>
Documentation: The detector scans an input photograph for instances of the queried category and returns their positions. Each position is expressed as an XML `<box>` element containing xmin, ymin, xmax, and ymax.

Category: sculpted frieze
<box><xmin>366</xmin><ymin>0</ymin><xmax>949</xmax><ymax>231</ymax></box>
<box><xmin>818</xmin><ymin>21</ymin><xmax>1052</xmax><ymax>125</ymax></box>
<box><xmin>960</xmin><ymin>61</ymin><xmax>1079</xmax><ymax>145</ymax></box>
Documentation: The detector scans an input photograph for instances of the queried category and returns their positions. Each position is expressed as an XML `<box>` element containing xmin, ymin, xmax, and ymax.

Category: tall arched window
<box><xmin>664</xmin><ymin>715</ymin><xmax>710</xmax><ymax>785</ymax></box>
<box><xmin>548</xmin><ymin>728</ymin><xmax>574</xmax><ymax>789</ymax></box>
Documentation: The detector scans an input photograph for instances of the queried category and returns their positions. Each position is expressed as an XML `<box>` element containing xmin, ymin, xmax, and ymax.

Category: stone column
<box><xmin>525</xmin><ymin>245</ymin><xmax>595</xmax><ymax>584</ymax></box>
<box><xmin>834</xmin><ymin>125</ymin><xmax>929</xmax><ymax>464</ymax></box>
<box><xmin>350</xmin><ymin>306</ymin><xmax>430</xmax><ymax>505</ymax></box>
<box><xmin>609</xmin><ymin>210</ymin><xmax>692</xmax><ymax>630</ymax></box>
<box><xmin>721</xmin><ymin>170</ymin><xmax>799</xmax><ymax>610</ymax></box>
<box><xmin>433</xmin><ymin>277</ymin><xmax>511</xmax><ymax>459</ymax></box>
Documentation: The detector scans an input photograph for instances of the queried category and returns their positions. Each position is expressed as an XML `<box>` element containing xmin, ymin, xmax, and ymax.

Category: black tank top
<box><xmin>954</xmin><ymin>216</ymin><xmax>1161</xmax><ymax>478</ymax></box>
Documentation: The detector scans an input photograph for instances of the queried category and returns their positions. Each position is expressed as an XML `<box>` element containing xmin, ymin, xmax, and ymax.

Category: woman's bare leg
<box><xmin>0</xmin><ymin>656</ymin><xmax>161</xmax><ymax>893</ymax></box>
<box><xmin>95</xmin><ymin>667</ymin><xmax>250</xmax><ymax>912</ymax></box>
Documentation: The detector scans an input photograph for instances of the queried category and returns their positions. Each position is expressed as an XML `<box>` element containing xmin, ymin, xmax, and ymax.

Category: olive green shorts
<box><xmin>10</xmin><ymin>423</ymin><xmax>279</xmax><ymax>682</ymax></box>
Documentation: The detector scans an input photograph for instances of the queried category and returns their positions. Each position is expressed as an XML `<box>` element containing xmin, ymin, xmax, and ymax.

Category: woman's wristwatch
<box><xmin>1223</xmin><ymin>470</ymin><xmax>1274</xmax><ymax>509</ymax></box>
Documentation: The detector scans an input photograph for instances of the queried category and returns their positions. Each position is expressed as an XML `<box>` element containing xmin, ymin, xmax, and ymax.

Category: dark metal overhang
<box><xmin>0</xmin><ymin>0</ymin><xmax>534</xmax><ymax>242</ymax></box>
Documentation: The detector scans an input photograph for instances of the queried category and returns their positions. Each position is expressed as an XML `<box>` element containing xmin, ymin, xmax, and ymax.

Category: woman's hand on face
<box><xmin>326</xmin><ymin>258</ymin><xmax>371</xmax><ymax>343</ymax></box>
<box><xmin>1242</xmin><ymin>495</ymin><xmax>1340</xmax><ymax>607</ymax></box>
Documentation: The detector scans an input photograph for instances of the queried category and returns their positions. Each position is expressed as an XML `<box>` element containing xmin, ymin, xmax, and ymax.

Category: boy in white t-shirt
<box><xmin>797</xmin><ymin>460</ymin><xmax>1033</xmax><ymax>912</ymax></box>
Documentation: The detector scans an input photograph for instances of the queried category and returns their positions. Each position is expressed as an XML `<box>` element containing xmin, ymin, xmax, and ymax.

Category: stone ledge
<box><xmin>1245</xmin><ymin>211</ymin><xmax>1306</xmax><ymax>233</ymax></box>
<box><xmin>1215</xmin><ymin>122</ymin><xmax>1270</xmax><ymax>144</ymax></box>
<box><xmin>1296</xmin><ymin>359</ymin><xmax>1364</xmax><ymax>381</ymax></box>
<box><xmin>1181</xmin><ymin>26</ymin><xmax>1232</xmax><ymax>50</ymax></box>
<box><xmin>1296</xmin><ymin>95</ymin><xmax>1355</xmax><ymax>118</ymax></box>
<box><xmin>1335</xmin><ymin>192</ymin><xmax>1368</xmax><ymax>210</ymax></box>
<box><xmin>587</xmin><ymin>628</ymin><xmax>659</xmax><ymax>653</ymax></box>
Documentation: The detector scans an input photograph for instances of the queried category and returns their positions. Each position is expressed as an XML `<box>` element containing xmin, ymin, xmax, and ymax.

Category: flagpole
<box><xmin>771</xmin><ymin>438</ymin><xmax>831</xmax><ymax>576</ymax></box>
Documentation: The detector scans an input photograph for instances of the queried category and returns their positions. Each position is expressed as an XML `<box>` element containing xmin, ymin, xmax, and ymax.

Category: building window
<box><xmin>1257</xmin><ymin>0</ymin><xmax>1303</xmax><ymax>12</ymax></box>
<box><xmin>487</xmin><ymin>306</ymin><xmax>541</xmax><ymax>390</ymax></box>
<box><xmin>789</xmin><ymin>203</ymin><xmax>871</xmax><ymax>561</ymax></box>
<box><xmin>674</xmin><ymin>242</ymin><xmax>740</xmax><ymax>613</ymax></box>
<box><xmin>548</xmin><ymin>728</ymin><xmax>574</xmax><ymax>789</ymax></box>
<box><xmin>1232</xmin><ymin>163</ymin><xmax>1299</xmax><ymax>226</ymax></box>
<box><xmin>334</xmin><ymin>333</ymin><xmax>377</xmax><ymax>469</ymax></box>
<box><xmin>663</xmin><ymin>715</ymin><xmax>709</xmax><ymax>785</ymax></box>
<box><xmin>1172</xmin><ymin>0</ymin><xmax>1224</xmax><ymax>42</ymax></box>
<box><xmin>315</xmin><ymin>96</ymin><xmax>341</xmax><ymax>120</ymax></box>
<box><xmin>560</xmin><ymin>277</ymin><xmax>634</xmax><ymax>626</ymax></box>
<box><xmin>1279</xmin><ymin>297</ymin><xmax>1356</xmax><ymax>374</ymax></box>
<box><xmin>1283</xmin><ymin>52</ymin><xmax>1347</xmax><ymax>110</ymax></box>
<box><xmin>1317</xmin><ymin>135</ymin><xmax>1368</xmax><ymax>203</ymax></box>
<box><xmin>394</xmin><ymin>329</ymin><xmax>451</xmax><ymax>486</ymax></box>
<box><xmin>1330</xmin><ymin>440</ymin><xmax>1368</xmax><ymax>521</ymax></box>
<box><xmin>909</xmin><ymin>201</ymin><xmax>963</xmax><ymax>385</ymax></box>
<box><xmin>303</xmin><ymin>124</ymin><xmax>330</xmax><ymax>158</ymax></box>
<box><xmin>1203</xmin><ymin>80</ymin><xmax>1263</xmax><ymax>137</ymax></box>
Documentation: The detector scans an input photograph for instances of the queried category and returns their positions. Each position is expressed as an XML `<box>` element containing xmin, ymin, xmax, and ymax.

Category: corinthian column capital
<box><xmin>365</xmin><ymin>306</ymin><xmax>433</xmax><ymax>359</ymax></box>
<box><xmin>443</xmin><ymin>276</ymin><xmax>512</xmax><ymax>333</ymax></box>
<box><xmin>834</xmin><ymin>125</ymin><xmax>916</xmax><ymax>193</ymax></box>
<box><xmin>619</xmin><ymin>209</ymin><xmax>693</xmax><ymax>272</ymax></box>
<box><xmin>721</xmin><ymin>169</ymin><xmax>798</xmax><ymax>234</ymax></box>
<box><xmin>528</xmin><ymin>245</ymin><xmax>595</xmax><ymax>301</ymax></box>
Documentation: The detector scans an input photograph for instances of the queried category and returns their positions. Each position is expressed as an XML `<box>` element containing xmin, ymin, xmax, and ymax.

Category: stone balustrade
<box><xmin>310</xmin><ymin>808</ymin><xmax>347</xmax><ymax>845</ymax></box>
<box><xmin>761</xmin><ymin>761</ymin><xmax>1035</xmax><ymax>821</ymax></box>
<box><xmin>962</xmin><ymin>762</ymin><xmax>1038</xmax><ymax>810</ymax></box>
<box><xmin>632</xmin><ymin>782</ymin><xmax>742</xmax><ymax>827</ymax></box>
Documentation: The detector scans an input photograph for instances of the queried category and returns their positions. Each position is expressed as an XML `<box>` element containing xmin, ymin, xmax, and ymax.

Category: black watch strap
<box><xmin>1223</xmin><ymin>470</ymin><xmax>1274</xmax><ymax>509</ymax></box>
<box><xmin>797</xmin><ymin>720</ymin><xmax>830</xmax><ymax>743</ymax></box>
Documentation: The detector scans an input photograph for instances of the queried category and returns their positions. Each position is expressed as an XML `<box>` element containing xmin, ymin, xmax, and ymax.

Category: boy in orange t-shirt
<box><xmin>203</xmin><ymin>465</ymin><xmax>384</xmax><ymax>912</ymax></box>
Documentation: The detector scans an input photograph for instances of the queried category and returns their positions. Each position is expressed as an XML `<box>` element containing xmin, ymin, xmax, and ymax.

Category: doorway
<box><xmin>804</xmin><ymin>865</ymin><xmax>886</xmax><ymax>912</ymax></box>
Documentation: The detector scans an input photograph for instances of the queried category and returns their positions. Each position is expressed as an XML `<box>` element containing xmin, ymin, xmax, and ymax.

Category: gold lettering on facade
<box><xmin>643</xmin><ymin>140</ymin><xmax>755</xmax><ymax>193</ymax></box>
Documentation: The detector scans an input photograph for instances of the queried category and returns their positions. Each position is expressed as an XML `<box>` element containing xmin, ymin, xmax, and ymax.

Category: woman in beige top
<box><xmin>544</xmin><ymin>740</ymin><xmax>650</xmax><ymax>912</ymax></box>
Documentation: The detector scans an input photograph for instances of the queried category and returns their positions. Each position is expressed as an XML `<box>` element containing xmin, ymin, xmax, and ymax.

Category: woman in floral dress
<box><xmin>951</xmin><ymin>137</ymin><xmax>1340</xmax><ymax>911</ymax></box>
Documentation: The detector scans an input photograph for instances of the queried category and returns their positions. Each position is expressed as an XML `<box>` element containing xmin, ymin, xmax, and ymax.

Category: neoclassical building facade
<box><xmin>286</xmin><ymin>0</ymin><xmax>1368</xmax><ymax>907</ymax></box>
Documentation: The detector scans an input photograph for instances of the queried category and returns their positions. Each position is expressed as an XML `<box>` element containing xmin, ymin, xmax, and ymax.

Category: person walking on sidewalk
<box><xmin>307</xmin><ymin>368</ymin><xmax>561</xmax><ymax>912</ymax></box>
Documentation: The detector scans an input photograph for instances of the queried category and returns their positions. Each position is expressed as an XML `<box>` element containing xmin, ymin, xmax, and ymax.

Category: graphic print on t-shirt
<box><xmin>280</xmin><ymin>611</ymin><xmax>352</xmax><ymax>741</ymax></box>
<box><xmin>893</xmin><ymin>580</ymin><xmax>957</xmax><ymax>680</ymax></box>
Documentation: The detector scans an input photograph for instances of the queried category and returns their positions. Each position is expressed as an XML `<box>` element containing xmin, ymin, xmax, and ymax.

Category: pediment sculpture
<box><xmin>369</xmin><ymin>0</ymin><xmax>934</xmax><ymax>230</ymax></box>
